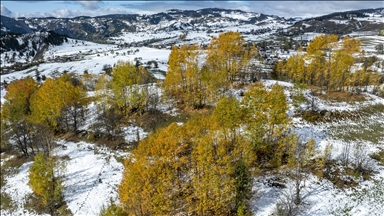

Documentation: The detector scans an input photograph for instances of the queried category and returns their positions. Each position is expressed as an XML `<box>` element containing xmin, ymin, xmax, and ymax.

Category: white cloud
<box><xmin>1</xmin><ymin>4</ymin><xmax>14</xmax><ymax>17</ymax></box>
<box><xmin>4</xmin><ymin>1</ymin><xmax>383</xmax><ymax>19</ymax></box>
<box><xmin>75</xmin><ymin>1</ymin><xmax>102</xmax><ymax>10</ymax></box>
<box><xmin>245</xmin><ymin>1</ymin><xmax>383</xmax><ymax>18</ymax></box>
<box><xmin>11</xmin><ymin>7</ymin><xmax>149</xmax><ymax>19</ymax></box>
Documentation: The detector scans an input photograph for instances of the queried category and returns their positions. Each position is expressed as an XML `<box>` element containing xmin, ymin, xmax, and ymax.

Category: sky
<box><xmin>1</xmin><ymin>1</ymin><xmax>383</xmax><ymax>19</ymax></box>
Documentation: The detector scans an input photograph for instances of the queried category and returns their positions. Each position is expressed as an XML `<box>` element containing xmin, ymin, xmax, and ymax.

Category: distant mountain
<box><xmin>0</xmin><ymin>15</ymin><xmax>33</xmax><ymax>34</ymax></box>
<box><xmin>0</xmin><ymin>31</ymin><xmax>68</xmax><ymax>68</ymax></box>
<box><xmin>0</xmin><ymin>8</ymin><xmax>286</xmax><ymax>42</ymax></box>
<box><xmin>288</xmin><ymin>8</ymin><xmax>384</xmax><ymax>35</ymax></box>
<box><xmin>1</xmin><ymin>7</ymin><xmax>383</xmax><ymax>43</ymax></box>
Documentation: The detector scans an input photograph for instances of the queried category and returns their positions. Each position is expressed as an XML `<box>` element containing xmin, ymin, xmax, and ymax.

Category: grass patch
<box><xmin>0</xmin><ymin>192</ymin><xmax>17</xmax><ymax>214</ymax></box>
<box><xmin>24</xmin><ymin>193</ymin><xmax>48</xmax><ymax>215</ymax></box>
<box><xmin>318</xmin><ymin>90</ymin><xmax>368</xmax><ymax>103</ymax></box>
<box><xmin>323</xmin><ymin>164</ymin><xmax>360</xmax><ymax>189</ymax></box>
<box><xmin>57</xmin><ymin>203</ymin><xmax>73</xmax><ymax>216</ymax></box>
<box><xmin>24</xmin><ymin>192</ymin><xmax>73</xmax><ymax>215</ymax></box>
<box><xmin>370</xmin><ymin>149</ymin><xmax>384</xmax><ymax>166</ymax></box>
<box><xmin>328</xmin><ymin>106</ymin><xmax>384</xmax><ymax>144</ymax></box>
<box><xmin>330</xmin><ymin>123</ymin><xmax>384</xmax><ymax>144</ymax></box>
<box><xmin>135</xmin><ymin>109</ymin><xmax>189</xmax><ymax>133</ymax></box>
<box><xmin>113</xmin><ymin>155</ymin><xmax>126</xmax><ymax>164</ymax></box>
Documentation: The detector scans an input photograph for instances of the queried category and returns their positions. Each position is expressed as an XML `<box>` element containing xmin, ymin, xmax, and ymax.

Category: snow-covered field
<box><xmin>0</xmin><ymin>46</ymin><xmax>171</xmax><ymax>104</ymax></box>
<box><xmin>43</xmin><ymin>39</ymin><xmax>114</xmax><ymax>59</ymax></box>
<box><xmin>252</xmin><ymin>80</ymin><xmax>384</xmax><ymax>215</ymax></box>
<box><xmin>1</xmin><ymin>140</ymin><xmax>128</xmax><ymax>215</ymax></box>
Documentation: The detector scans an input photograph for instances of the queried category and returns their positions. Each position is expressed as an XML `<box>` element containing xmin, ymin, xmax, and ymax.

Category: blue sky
<box><xmin>1</xmin><ymin>1</ymin><xmax>383</xmax><ymax>19</ymax></box>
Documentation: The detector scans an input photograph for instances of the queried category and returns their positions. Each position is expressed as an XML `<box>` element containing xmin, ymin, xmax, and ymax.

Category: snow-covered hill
<box><xmin>1</xmin><ymin>8</ymin><xmax>287</xmax><ymax>43</ymax></box>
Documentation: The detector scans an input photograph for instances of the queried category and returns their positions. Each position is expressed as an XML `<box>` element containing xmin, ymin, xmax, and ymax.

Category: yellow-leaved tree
<box><xmin>163</xmin><ymin>44</ymin><xmax>209</xmax><ymax>108</ymax></box>
<box><xmin>241</xmin><ymin>82</ymin><xmax>290</xmax><ymax>167</ymax></box>
<box><xmin>206</xmin><ymin>31</ymin><xmax>257</xmax><ymax>93</ymax></box>
<box><xmin>111</xmin><ymin>61</ymin><xmax>151</xmax><ymax>115</ymax></box>
<box><xmin>1</xmin><ymin>77</ymin><xmax>38</xmax><ymax>122</ymax></box>
<box><xmin>119</xmin><ymin>123</ymin><xmax>191</xmax><ymax>215</ymax></box>
<box><xmin>29</xmin><ymin>74</ymin><xmax>87</xmax><ymax>130</ymax></box>
<box><xmin>29</xmin><ymin>152</ymin><xmax>65</xmax><ymax>215</ymax></box>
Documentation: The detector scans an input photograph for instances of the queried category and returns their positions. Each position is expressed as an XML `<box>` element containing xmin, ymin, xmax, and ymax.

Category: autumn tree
<box><xmin>278</xmin><ymin>34</ymin><xmax>381</xmax><ymax>92</ymax></box>
<box><xmin>282</xmin><ymin>47</ymin><xmax>306</xmax><ymax>83</ymax></box>
<box><xmin>29</xmin><ymin>152</ymin><xmax>65</xmax><ymax>215</ymax></box>
<box><xmin>111</xmin><ymin>61</ymin><xmax>152</xmax><ymax>115</ymax></box>
<box><xmin>30</xmin><ymin>74</ymin><xmax>87</xmax><ymax>131</ymax></box>
<box><xmin>206</xmin><ymin>31</ymin><xmax>258</xmax><ymax>93</ymax></box>
<box><xmin>94</xmin><ymin>73</ymin><xmax>113</xmax><ymax>110</ymax></box>
<box><xmin>1</xmin><ymin>78</ymin><xmax>38</xmax><ymax>122</ymax></box>
<box><xmin>241</xmin><ymin>82</ymin><xmax>290</xmax><ymax>167</ymax></box>
<box><xmin>119</xmin><ymin>113</ymin><xmax>252</xmax><ymax>215</ymax></box>
<box><xmin>306</xmin><ymin>34</ymin><xmax>338</xmax><ymax>89</ymax></box>
<box><xmin>119</xmin><ymin>123</ymin><xmax>191</xmax><ymax>215</ymax></box>
<box><xmin>1</xmin><ymin>78</ymin><xmax>39</xmax><ymax>156</ymax></box>
<box><xmin>1</xmin><ymin>77</ymin><xmax>56</xmax><ymax>156</ymax></box>
<box><xmin>212</xmin><ymin>96</ymin><xmax>243</xmax><ymax>144</ymax></box>
<box><xmin>329</xmin><ymin>49</ymin><xmax>354</xmax><ymax>90</ymax></box>
<box><xmin>163</xmin><ymin>44</ymin><xmax>209</xmax><ymax>108</ymax></box>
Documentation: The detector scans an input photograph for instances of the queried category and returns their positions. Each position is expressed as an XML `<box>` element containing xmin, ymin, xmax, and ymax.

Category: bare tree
<box><xmin>340</xmin><ymin>142</ymin><xmax>352</xmax><ymax>167</ymax></box>
<box><xmin>274</xmin><ymin>186</ymin><xmax>300</xmax><ymax>216</ymax></box>
<box><xmin>8</xmin><ymin>120</ymin><xmax>36</xmax><ymax>157</ymax></box>
<box><xmin>93</xmin><ymin>106</ymin><xmax>123</xmax><ymax>140</ymax></box>
<box><xmin>33</xmin><ymin>124</ymin><xmax>56</xmax><ymax>157</ymax></box>
<box><xmin>57</xmin><ymin>103</ymin><xmax>87</xmax><ymax>133</ymax></box>
<box><xmin>353</xmin><ymin>142</ymin><xmax>368</xmax><ymax>173</ymax></box>
<box><xmin>287</xmin><ymin>135</ymin><xmax>316</xmax><ymax>205</ymax></box>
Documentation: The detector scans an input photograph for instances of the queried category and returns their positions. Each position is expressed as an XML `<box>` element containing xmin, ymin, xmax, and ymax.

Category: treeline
<box><xmin>275</xmin><ymin>34</ymin><xmax>382</xmax><ymax>91</ymax></box>
<box><xmin>118</xmin><ymin>83</ymin><xmax>324</xmax><ymax>215</ymax></box>
<box><xmin>163</xmin><ymin>31</ymin><xmax>258</xmax><ymax>108</ymax></box>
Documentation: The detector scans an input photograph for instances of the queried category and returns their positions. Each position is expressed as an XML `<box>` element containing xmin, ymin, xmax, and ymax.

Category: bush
<box><xmin>99</xmin><ymin>199</ymin><xmax>127</xmax><ymax>216</ymax></box>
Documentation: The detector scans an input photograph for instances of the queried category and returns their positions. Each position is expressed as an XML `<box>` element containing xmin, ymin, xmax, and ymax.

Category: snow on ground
<box><xmin>55</xmin><ymin>140</ymin><xmax>126</xmax><ymax>216</ymax></box>
<box><xmin>1</xmin><ymin>46</ymin><xmax>170</xmax><ymax>83</ymax></box>
<box><xmin>111</xmin><ymin>31</ymin><xmax>182</xmax><ymax>44</ymax></box>
<box><xmin>252</xmin><ymin>166</ymin><xmax>384</xmax><ymax>216</ymax></box>
<box><xmin>1</xmin><ymin>140</ymin><xmax>128</xmax><ymax>216</ymax></box>
<box><xmin>44</xmin><ymin>39</ymin><xmax>114</xmax><ymax>59</ymax></box>
<box><xmin>122</xmin><ymin>125</ymin><xmax>148</xmax><ymax>143</ymax></box>
<box><xmin>1</xmin><ymin>161</ymin><xmax>36</xmax><ymax>215</ymax></box>
<box><xmin>0</xmin><ymin>46</ymin><xmax>171</xmax><ymax>104</ymax></box>
<box><xmin>249</xmin><ymin>80</ymin><xmax>384</xmax><ymax>215</ymax></box>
